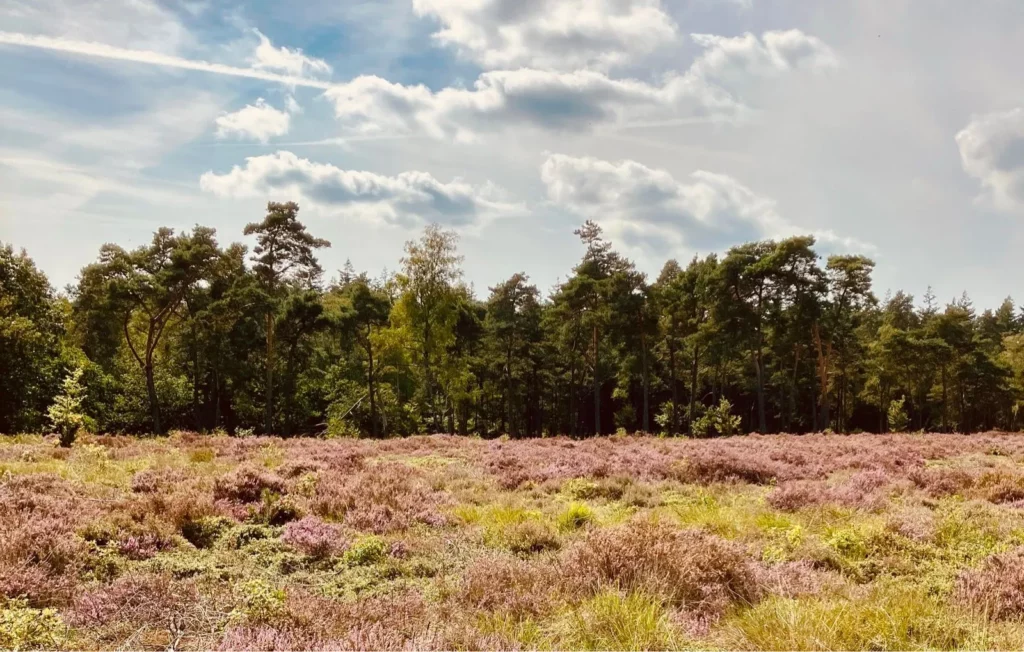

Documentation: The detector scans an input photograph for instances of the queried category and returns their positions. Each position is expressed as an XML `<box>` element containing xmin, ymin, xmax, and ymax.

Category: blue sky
<box><xmin>2</xmin><ymin>0</ymin><xmax>1024</xmax><ymax>307</ymax></box>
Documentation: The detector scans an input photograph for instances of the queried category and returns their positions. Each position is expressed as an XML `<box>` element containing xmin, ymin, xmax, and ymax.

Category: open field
<box><xmin>7</xmin><ymin>433</ymin><xmax>1024</xmax><ymax>649</ymax></box>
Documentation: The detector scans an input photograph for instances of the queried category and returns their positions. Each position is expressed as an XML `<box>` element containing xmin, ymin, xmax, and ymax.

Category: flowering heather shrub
<box><xmin>281</xmin><ymin>517</ymin><xmax>347</xmax><ymax>559</ymax></box>
<box><xmin>458</xmin><ymin>554</ymin><xmax>556</xmax><ymax>616</ymax></box>
<box><xmin>117</xmin><ymin>533</ymin><xmax>171</xmax><ymax>561</ymax></box>
<box><xmin>312</xmin><ymin>463</ymin><xmax>446</xmax><ymax>533</ymax></box>
<box><xmin>955</xmin><ymin>548</ymin><xmax>1024</xmax><ymax>619</ymax></box>
<box><xmin>215</xmin><ymin>466</ymin><xmax>286</xmax><ymax>503</ymax></box>
<box><xmin>0</xmin><ymin>516</ymin><xmax>89</xmax><ymax>605</ymax></box>
<box><xmin>561</xmin><ymin>519</ymin><xmax>762</xmax><ymax>615</ymax></box>
<box><xmin>130</xmin><ymin>467</ymin><xmax>190</xmax><ymax>494</ymax></box>
<box><xmin>677</xmin><ymin>449</ymin><xmax>781</xmax><ymax>485</ymax></box>
<box><xmin>217</xmin><ymin>625</ymin><xmax>304</xmax><ymax>651</ymax></box>
<box><xmin>70</xmin><ymin>573</ymin><xmax>199</xmax><ymax>628</ymax></box>
<box><xmin>909</xmin><ymin>466</ymin><xmax>976</xmax><ymax>497</ymax></box>
<box><xmin>886</xmin><ymin>507</ymin><xmax>938</xmax><ymax>542</ymax></box>
<box><xmin>13</xmin><ymin>432</ymin><xmax>1024</xmax><ymax>648</ymax></box>
<box><xmin>755</xmin><ymin>561</ymin><xmax>844</xmax><ymax>598</ymax></box>
<box><xmin>767</xmin><ymin>482</ymin><xmax>822</xmax><ymax>511</ymax></box>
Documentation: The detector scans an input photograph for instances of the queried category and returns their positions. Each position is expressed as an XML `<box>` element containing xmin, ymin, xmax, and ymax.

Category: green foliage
<box><xmin>47</xmin><ymin>367</ymin><xmax>86</xmax><ymax>447</ymax></box>
<box><xmin>181</xmin><ymin>516</ymin><xmax>232</xmax><ymax>549</ymax></box>
<box><xmin>232</xmin><ymin>579</ymin><xmax>287</xmax><ymax>624</ymax></box>
<box><xmin>0</xmin><ymin>599</ymin><xmax>67</xmax><ymax>651</ymax></box>
<box><xmin>557</xmin><ymin>502</ymin><xmax>596</xmax><ymax>532</ymax></box>
<box><xmin>692</xmin><ymin>397</ymin><xmax>743</xmax><ymax>438</ymax></box>
<box><xmin>343</xmin><ymin>536</ymin><xmax>389</xmax><ymax>567</ymax></box>
<box><xmin>888</xmin><ymin>395</ymin><xmax>911</xmax><ymax>433</ymax></box>
<box><xmin>7</xmin><ymin>207</ymin><xmax>1024</xmax><ymax>437</ymax></box>
<box><xmin>551</xmin><ymin>591</ymin><xmax>681</xmax><ymax>651</ymax></box>
<box><xmin>721</xmin><ymin>585</ymin><xmax>990</xmax><ymax>650</ymax></box>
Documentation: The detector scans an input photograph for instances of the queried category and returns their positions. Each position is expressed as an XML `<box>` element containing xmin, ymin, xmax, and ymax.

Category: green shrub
<box><xmin>47</xmin><ymin>367</ymin><xmax>86</xmax><ymax>447</ymax></box>
<box><xmin>562</xmin><ymin>478</ymin><xmax>600</xmax><ymax>500</ymax></box>
<box><xmin>692</xmin><ymin>398</ymin><xmax>743</xmax><ymax>438</ymax></box>
<box><xmin>232</xmin><ymin>579</ymin><xmax>286</xmax><ymax>624</ymax></box>
<box><xmin>888</xmin><ymin>396</ymin><xmax>910</xmax><ymax>433</ymax></box>
<box><xmin>343</xmin><ymin>535</ymin><xmax>389</xmax><ymax>566</ymax></box>
<box><xmin>557</xmin><ymin>502</ymin><xmax>596</xmax><ymax>532</ymax></box>
<box><xmin>0</xmin><ymin>599</ymin><xmax>67</xmax><ymax>650</ymax></box>
<box><xmin>181</xmin><ymin>516</ymin><xmax>232</xmax><ymax>549</ymax></box>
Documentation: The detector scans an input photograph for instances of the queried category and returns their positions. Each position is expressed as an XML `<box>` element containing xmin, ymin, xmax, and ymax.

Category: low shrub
<box><xmin>561</xmin><ymin>518</ymin><xmax>761</xmax><ymax>615</ymax></box>
<box><xmin>214</xmin><ymin>466</ymin><xmax>286</xmax><ymax>504</ymax></box>
<box><xmin>955</xmin><ymin>548</ymin><xmax>1024</xmax><ymax>620</ymax></box>
<box><xmin>0</xmin><ymin>598</ymin><xmax>67</xmax><ymax>650</ymax></box>
<box><xmin>281</xmin><ymin>517</ymin><xmax>346</xmax><ymax>559</ymax></box>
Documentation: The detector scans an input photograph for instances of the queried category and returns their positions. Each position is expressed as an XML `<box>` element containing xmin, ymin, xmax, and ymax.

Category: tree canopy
<box><xmin>3</xmin><ymin>202</ymin><xmax>1023</xmax><ymax>437</ymax></box>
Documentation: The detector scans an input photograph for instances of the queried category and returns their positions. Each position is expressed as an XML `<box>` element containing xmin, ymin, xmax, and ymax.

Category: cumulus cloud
<box><xmin>541</xmin><ymin>153</ymin><xmax>870</xmax><ymax>253</ymax></box>
<box><xmin>688</xmin><ymin>29</ymin><xmax>839</xmax><ymax>88</ymax></box>
<box><xmin>413</xmin><ymin>0</ymin><xmax>677</xmax><ymax>71</ymax></box>
<box><xmin>199</xmin><ymin>150</ymin><xmax>521</xmax><ymax>227</ymax></box>
<box><xmin>325</xmin><ymin>68</ymin><xmax>742</xmax><ymax>141</ymax></box>
<box><xmin>956</xmin><ymin>108</ymin><xmax>1024</xmax><ymax>211</ymax></box>
<box><xmin>250</xmin><ymin>29</ymin><xmax>332</xmax><ymax>78</ymax></box>
<box><xmin>214</xmin><ymin>98</ymin><xmax>292</xmax><ymax>143</ymax></box>
<box><xmin>321</xmin><ymin>27</ymin><xmax>836</xmax><ymax>140</ymax></box>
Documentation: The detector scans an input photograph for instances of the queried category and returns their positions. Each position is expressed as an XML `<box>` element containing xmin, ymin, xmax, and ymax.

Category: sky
<box><xmin>2</xmin><ymin>0</ymin><xmax>1024</xmax><ymax>308</ymax></box>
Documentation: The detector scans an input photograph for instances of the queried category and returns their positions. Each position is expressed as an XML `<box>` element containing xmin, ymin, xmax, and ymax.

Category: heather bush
<box><xmin>281</xmin><ymin>517</ymin><xmax>346</xmax><ymax>559</ymax></box>
<box><xmin>312</xmin><ymin>463</ymin><xmax>445</xmax><ymax>533</ymax></box>
<box><xmin>561</xmin><ymin>519</ymin><xmax>761</xmax><ymax>615</ymax></box>
<box><xmin>215</xmin><ymin>466</ymin><xmax>286</xmax><ymax>503</ymax></box>
<box><xmin>8</xmin><ymin>432</ymin><xmax>1024</xmax><ymax>648</ymax></box>
<box><xmin>955</xmin><ymin>548</ymin><xmax>1024</xmax><ymax>620</ymax></box>
<box><xmin>459</xmin><ymin>554</ymin><xmax>556</xmax><ymax>617</ymax></box>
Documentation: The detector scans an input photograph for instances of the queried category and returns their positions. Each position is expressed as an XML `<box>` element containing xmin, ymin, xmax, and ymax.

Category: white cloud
<box><xmin>0</xmin><ymin>31</ymin><xmax>335</xmax><ymax>88</ymax></box>
<box><xmin>956</xmin><ymin>108</ymin><xmax>1024</xmax><ymax>211</ymax></box>
<box><xmin>199</xmin><ymin>150</ymin><xmax>521</xmax><ymax>227</ymax></box>
<box><xmin>413</xmin><ymin>0</ymin><xmax>677</xmax><ymax>71</ymax></box>
<box><xmin>688</xmin><ymin>29</ymin><xmax>839</xmax><ymax>88</ymax></box>
<box><xmin>250</xmin><ymin>28</ymin><xmax>332</xmax><ymax>78</ymax></box>
<box><xmin>215</xmin><ymin>98</ymin><xmax>292</xmax><ymax>143</ymax></box>
<box><xmin>285</xmin><ymin>95</ymin><xmax>303</xmax><ymax>114</ymax></box>
<box><xmin>0</xmin><ymin>0</ymin><xmax>190</xmax><ymax>54</ymax></box>
<box><xmin>325</xmin><ymin>68</ymin><xmax>742</xmax><ymax>141</ymax></box>
<box><xmin>540</xmin><ymin>153</ymin><xmax>870</xmax><ymax>253</ymax></box>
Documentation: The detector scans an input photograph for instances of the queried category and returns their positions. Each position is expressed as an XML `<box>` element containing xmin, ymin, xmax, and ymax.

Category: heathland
<box><xmin>7</xmin><ymin>431</ymin><xmax>1024</xmax><ymax>650</ymax></box>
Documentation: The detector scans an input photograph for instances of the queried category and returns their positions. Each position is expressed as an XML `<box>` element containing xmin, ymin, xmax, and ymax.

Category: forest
<box><xmin>2</xmin><ymin>201</ymin><xmax>1022</xmax><ymax>439</ymax></box>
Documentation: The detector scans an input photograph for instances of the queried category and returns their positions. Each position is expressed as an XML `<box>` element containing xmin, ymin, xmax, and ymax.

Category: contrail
<box><xmin>0</xmin><ymin>31</ymin><xmax>335</xmax><ymax>89</ymax></box>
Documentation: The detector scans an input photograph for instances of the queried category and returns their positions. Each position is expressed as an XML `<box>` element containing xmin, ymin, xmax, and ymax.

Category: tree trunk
<box><xmin>689</xmin><ymin>343</ymin><xmax>700</xmax><ymax>436</ymax></box>
<box><xmin>641</xmin><ymin>327</ymin><xmax>649</xmax><ymax>433</ymax></box>
<box><xmin>505</xmin><ymin>344</ymin><xmax>514</xmax><ymax>437</ymax></box>
<box><xmin>569</xmin><ymin>355</ymin><xmax>577</xmax><ymax>437</ymax></box>
<box><xmin>191</xmin><ymin>322</ymin><xmax>201</xmax><ymax>431</ymax></box>
<box><xmin>941</xmin><ymin>365</ymin><xmax>948</xmax><ymax>432</ymax></box>
<box><xmin>752</xmin><ymin>348</ymin><xmax>766</xmax><ymax>434</ymax></box>
<box><xmin>145</xmin><ymin>360</ymin><xmax>162</xmax><ymax>434</ymax></box>
<box><xmin>213</xmin><ymin>366</ymin><xmax>221</xmax><ymax>431</ymax></box>
<box><xmin>668</xmin><ymin>341</ymin><xmax>679</xmax><ymax>435</ymax></box>
<box><xmin>593</xmin><ymin>324</ymin><xmax>601</xmax><ymax>436</ymax></box>
<box><xmin>265</xmin><ymin>312</ymin><xmax>274</xmax><ymax>434</ymax></box>
<box><xmin>366</xmin><ymin>334</ymin><xmax>378</xmax><ymax>438</ymax></box>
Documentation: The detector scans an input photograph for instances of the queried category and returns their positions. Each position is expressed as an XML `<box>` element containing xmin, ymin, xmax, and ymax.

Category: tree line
<box><xmin>3</xmin><ymin>201</ymin><xmax>1023</xmax><ymax>437</ymax></box>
